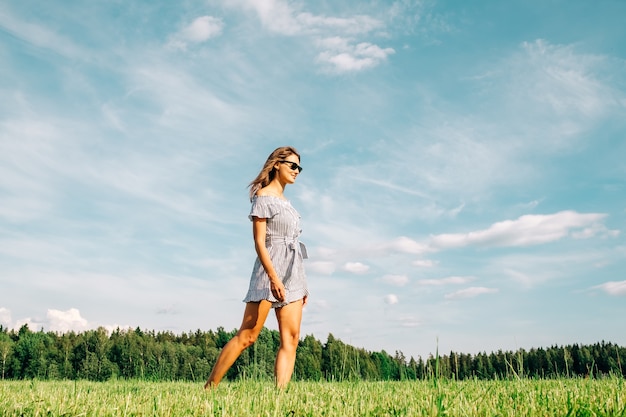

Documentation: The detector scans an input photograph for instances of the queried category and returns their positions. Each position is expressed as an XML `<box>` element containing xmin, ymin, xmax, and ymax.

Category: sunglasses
<box><xmin>279</xmin><ymin>160</ymin><xmax>303</xmax><ymax>173</ymax></box>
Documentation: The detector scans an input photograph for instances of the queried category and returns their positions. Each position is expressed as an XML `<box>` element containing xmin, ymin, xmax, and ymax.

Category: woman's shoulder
<box><xmin>249</xmin><ymin>194</ymin><xmax>287</xmax><ymax>220</ymax></box>
<box><xmin>255</xmin><ymin>188</ymin><xmax>288</xmax><ymax>201</ymax></box>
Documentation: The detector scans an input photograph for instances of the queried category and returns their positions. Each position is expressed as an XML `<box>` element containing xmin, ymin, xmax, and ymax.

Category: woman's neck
<box><xmin>259</xmin><ymin>180</ymin><xmax>286</xmax><ymax>198</ymax></box>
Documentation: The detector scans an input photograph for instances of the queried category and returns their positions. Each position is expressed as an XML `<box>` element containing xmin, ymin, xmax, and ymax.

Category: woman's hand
<box><xmin>270</xmin><ymin>279</ymin><xmax>286</xmax><ymax>302</ymax></box>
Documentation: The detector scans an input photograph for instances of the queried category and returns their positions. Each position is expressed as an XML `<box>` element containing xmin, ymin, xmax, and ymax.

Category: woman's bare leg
<box><xmin>204</xmin><ymin>301</ymin><xmax>272</xmax><ymax>389</ymax></box>
<box><xmin>274</xmin><ymin>299</ymin><xmax>304</xmax><ymax>388</ymax></box>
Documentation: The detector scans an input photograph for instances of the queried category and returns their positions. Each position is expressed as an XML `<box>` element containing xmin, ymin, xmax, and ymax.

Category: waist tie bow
<box><xmin>266</xmin><ymin>236</ymin><xmax>308</xmax><ymax>259</ymax></box>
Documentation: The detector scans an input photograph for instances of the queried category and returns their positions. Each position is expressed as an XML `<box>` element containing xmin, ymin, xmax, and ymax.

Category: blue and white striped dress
<box><xmin>243</xmin><ymin>195</ymin><xmax>309</xmax><ymax>308</ymax></box>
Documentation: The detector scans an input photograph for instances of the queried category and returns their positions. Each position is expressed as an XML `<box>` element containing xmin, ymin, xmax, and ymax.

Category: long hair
<box><xmin>248</xmin><ymin>146</ymin><xmax>300</xmax><ymax>200</ymax></box>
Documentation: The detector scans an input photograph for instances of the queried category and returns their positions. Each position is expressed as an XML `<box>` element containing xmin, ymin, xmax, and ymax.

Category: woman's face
<box><xmin>274</xmin><ymin>154</ymin><xmax>301</xmax><ymax>185</ymax></box>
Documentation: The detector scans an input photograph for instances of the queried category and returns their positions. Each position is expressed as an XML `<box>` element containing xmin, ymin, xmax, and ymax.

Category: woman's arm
<box><xmin>252</xmin><ymin>217</ymin><xmax>286</xmax><ymax>302</ymax></box>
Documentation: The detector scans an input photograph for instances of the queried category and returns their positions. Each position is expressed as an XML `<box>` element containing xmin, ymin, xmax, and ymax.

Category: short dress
<box><xmin>243</xmin><ymin>195</ymin><xmax>309</xmax><ymax>308</ymax></box>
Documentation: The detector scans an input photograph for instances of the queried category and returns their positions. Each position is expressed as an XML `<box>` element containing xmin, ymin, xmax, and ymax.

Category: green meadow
<box><xmin>1</xmin><ymin>377</ymin><xmax>624</xmax><ymax>417</ymax></box>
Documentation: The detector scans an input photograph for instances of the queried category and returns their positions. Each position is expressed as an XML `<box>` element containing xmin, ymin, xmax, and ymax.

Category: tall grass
<box><xmin>1</xmin><ymin>377</ymin><xmax>624</xmax><ymax>416</ymax></box>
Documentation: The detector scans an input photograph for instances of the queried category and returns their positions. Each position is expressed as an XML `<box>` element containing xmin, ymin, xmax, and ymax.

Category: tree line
<box><xmin>0</xmin><ymin>324</ymin><xmax>623</xmax><ymax>382</ymax></box>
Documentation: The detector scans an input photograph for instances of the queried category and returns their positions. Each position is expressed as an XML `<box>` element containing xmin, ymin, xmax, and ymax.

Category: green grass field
<box><xmin>1</xmin><ymin>378</ymin><xmax>624</xmax><ymax>416</ymax></box>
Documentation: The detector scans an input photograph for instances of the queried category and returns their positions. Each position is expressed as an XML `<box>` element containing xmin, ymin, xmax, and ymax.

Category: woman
<box><xmin>204</xmin><ymin>146</ymin><xmax>308</xmax><ymax>389</ymax></box>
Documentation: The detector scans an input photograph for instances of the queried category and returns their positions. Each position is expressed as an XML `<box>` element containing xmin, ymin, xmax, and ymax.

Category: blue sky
<box><xmin>1</xmin><ymin>0</ymin><xmax>625</xmax><ymax>359</ymax></box>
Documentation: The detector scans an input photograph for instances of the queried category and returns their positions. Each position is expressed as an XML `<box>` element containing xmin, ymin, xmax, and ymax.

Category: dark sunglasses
<box><xmin>279</xmin><ymin>160</ymin><xmax>303</xmax><ymax>173</ymax></box>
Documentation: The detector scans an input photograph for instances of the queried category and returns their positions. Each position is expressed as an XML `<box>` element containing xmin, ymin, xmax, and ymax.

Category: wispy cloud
<box><xmin>167</xmin><ymin>16</ymin><xmax>224</xmax><ymax>50</ymax></box>
<box><xmin>352</xmin><ymin>177</ymin><xmax>433</xmax><ymax>200</ymax></box>
<box><xmin>413</xmin><ymin>259</ymin><xmax>437</xmax><ymax>268</ymax></box>
<box><xmin>477</xmin><ymin>39</ymin><xmax>626</xmax><ymax>147</ymax></box>
<box><xmin>593</xmin><ymin>281</ymin><xmax>626</xmax><ymax>296</ymax></box>
<box><xmin>430</xmin><ymin>211</ymin><xmax>615</xmax><ymax>249</ymax></box>
<box><xmin>381</xmin><ymin>274</ymin><xmax>409</xmax><ymax>287</ymax></box>
<box><xmin>309</xmin><ymin>210</ymin><xmax>615</xmax><ymax>274</ymax></box>
<box><xmin>316</xmin><ymin>38</ymin><xmax>395</xmax><ymax>73</ymax></box>
<box><xmin>381</xmin><ymin>237</ymin><xmax>430</xmax><ymax>255</ymax></box>
<box><xmin>343</xmin><ymin>262</ymin><xmax>370</xmax><ymax>274</ymax></box>
<box><xmin>224</xmin><ymin>0</ymin><xmax>394</xmax><ymax>72</ymax></box>
<box><xmin>344</xmin><ymin>39</ymin><xmax>626</xmax><ymax>212</ymax></box>
<box><xmin>445</xmin><ymin>287</ymin><xmax>499</xmax><ymax>300</ymax></box>
<box><xmin>0</xmin><ymin>8</ymin><xmax>86</xmax><ymax>60</ymax></box>
<box><xmin>484</xmin><ymin>248</ymin><xmax>611</xmax><ymax>290</ymax></box>
<box><xmin>517</xmin><ymin>40</ymin><xmax>619</xmax><ymax>120</ymax></box>
<box><xmin>419</xmin><ymin>276</ymin><xmax>474</xmax><ymax>286</ymax></box>
<box><xmin>233</xmin><ymin>0</ymin><xmax>383</xmax><ymax>36</ymax></box>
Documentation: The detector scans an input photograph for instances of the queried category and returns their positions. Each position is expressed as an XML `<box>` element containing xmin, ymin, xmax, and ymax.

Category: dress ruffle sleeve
<box><xmin>248</xmin><ymin>196</ymin><xmax>280</xmax><ymax>221</ymax></box>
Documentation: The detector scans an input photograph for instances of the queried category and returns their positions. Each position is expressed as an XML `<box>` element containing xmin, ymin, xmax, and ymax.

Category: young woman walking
<box><xmin>204</xmin><ymin>146</ymin><xmax>308</xmax><ymax>389</ymax></box>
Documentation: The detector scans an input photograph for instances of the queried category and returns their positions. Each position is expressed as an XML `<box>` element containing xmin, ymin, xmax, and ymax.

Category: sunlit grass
<box><xmin>1</xmin><ymin>377</ymin><xmax>624</xmax><ymax>416</ymax></box>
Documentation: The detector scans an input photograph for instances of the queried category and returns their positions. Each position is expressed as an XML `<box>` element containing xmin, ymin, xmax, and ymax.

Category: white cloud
<box><xmin>238</xmin><ymin>0</ymin><xmax>382</xmax><ymax>36</ymax></box>
<box><xmin>445</xmin><ymin>287</ymin><xmax>499</xmax><ymax>300</ymax></box>
<box><xmin>0</xmin><ymin>308</ymin><xmax>11</xmax><ymax>328</ymax></box>
<box><xmin>381</xmin><ymin>274</ymin><xmax>409</xmax><ymax>287</ymax></box>
<box><xmin>343</xmin><ymin>262</ymin><xmax>370</xmax><ymax>274</ymax></box>
<box><xmin>418</xmin><ymin>276</ymin><xmax>473</xmax><ymax>286</ymax></box>
<box><xmin>14</xmin><ymin>317</ymin><xmax>38</xmax><ymax>331</ymax></box>
<box><xmin>47</xmin><ymin>308</ymin><xmax>90</xmax><ymax>333</ymax></box>
<box><xmin>228</xmin><ymin>0</ymin><xmax>393</xmax><ymax>72</ymax></box>
<box><xmin>383</xmin><ymin>236</ymin><xmax>430</xmax><ymax>255</ymax></box>
<box><xmin>0</xmin><ymin>9</ymin><xmax>86</xmax><ymax>60</ymax></box>
<box><xmin>297</xmin><ymin>12</ymin><xmax>382</xmax><ymax>35</ymax></box>
<box><xmin>7</xmin><ymin>307</ymin><xmax>131</xmax><ymax>333</ymax></box>
<box><xmin>384</xmin><ymin>294</ymin><xmax>399</xmax><ymax>305</ymax></box>
<box><xmin>241</xmin><ymin>0</ymin><xmax>301</xmax><ymax>35</ymax></box>
<box><xmin>431</xmin><ymin>211</ymin><xmax>614</xmax><ymax>249</ymax></box>
<box><xmin>183</xmin><ymin>16</ymin><xmax>224</xmax><ymax>42</ymax></box>
<box><xmin>167</xmin><ymin>16</ymin><xmax>224</xmax><ymax>49</ymax></box>
<box><xmin>316</xmin><ymin>40</ymin><xmax>395</xmax><ymax>73</ymax></box>
<box><xmin>593</xmin><ymin>281</ymin><xmax>626</xmax><ymax>296</ymax></box>
<box><xmin>413</xmin><ymin>259</ymin><xmax>437</xmax><ymax>268</ymax></box>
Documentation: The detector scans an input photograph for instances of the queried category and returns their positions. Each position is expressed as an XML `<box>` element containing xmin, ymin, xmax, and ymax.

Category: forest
<box><xmin>0</xmin><ymin>324</ymin><xmax>624</xmax><ymax>382</ymax></box>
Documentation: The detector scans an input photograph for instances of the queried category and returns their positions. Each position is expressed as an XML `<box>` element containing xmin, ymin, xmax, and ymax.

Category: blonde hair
<box><xmin>249</xmin><ymin>146</ymin><xmax>300</xmax><ymax>200</ymax></box>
